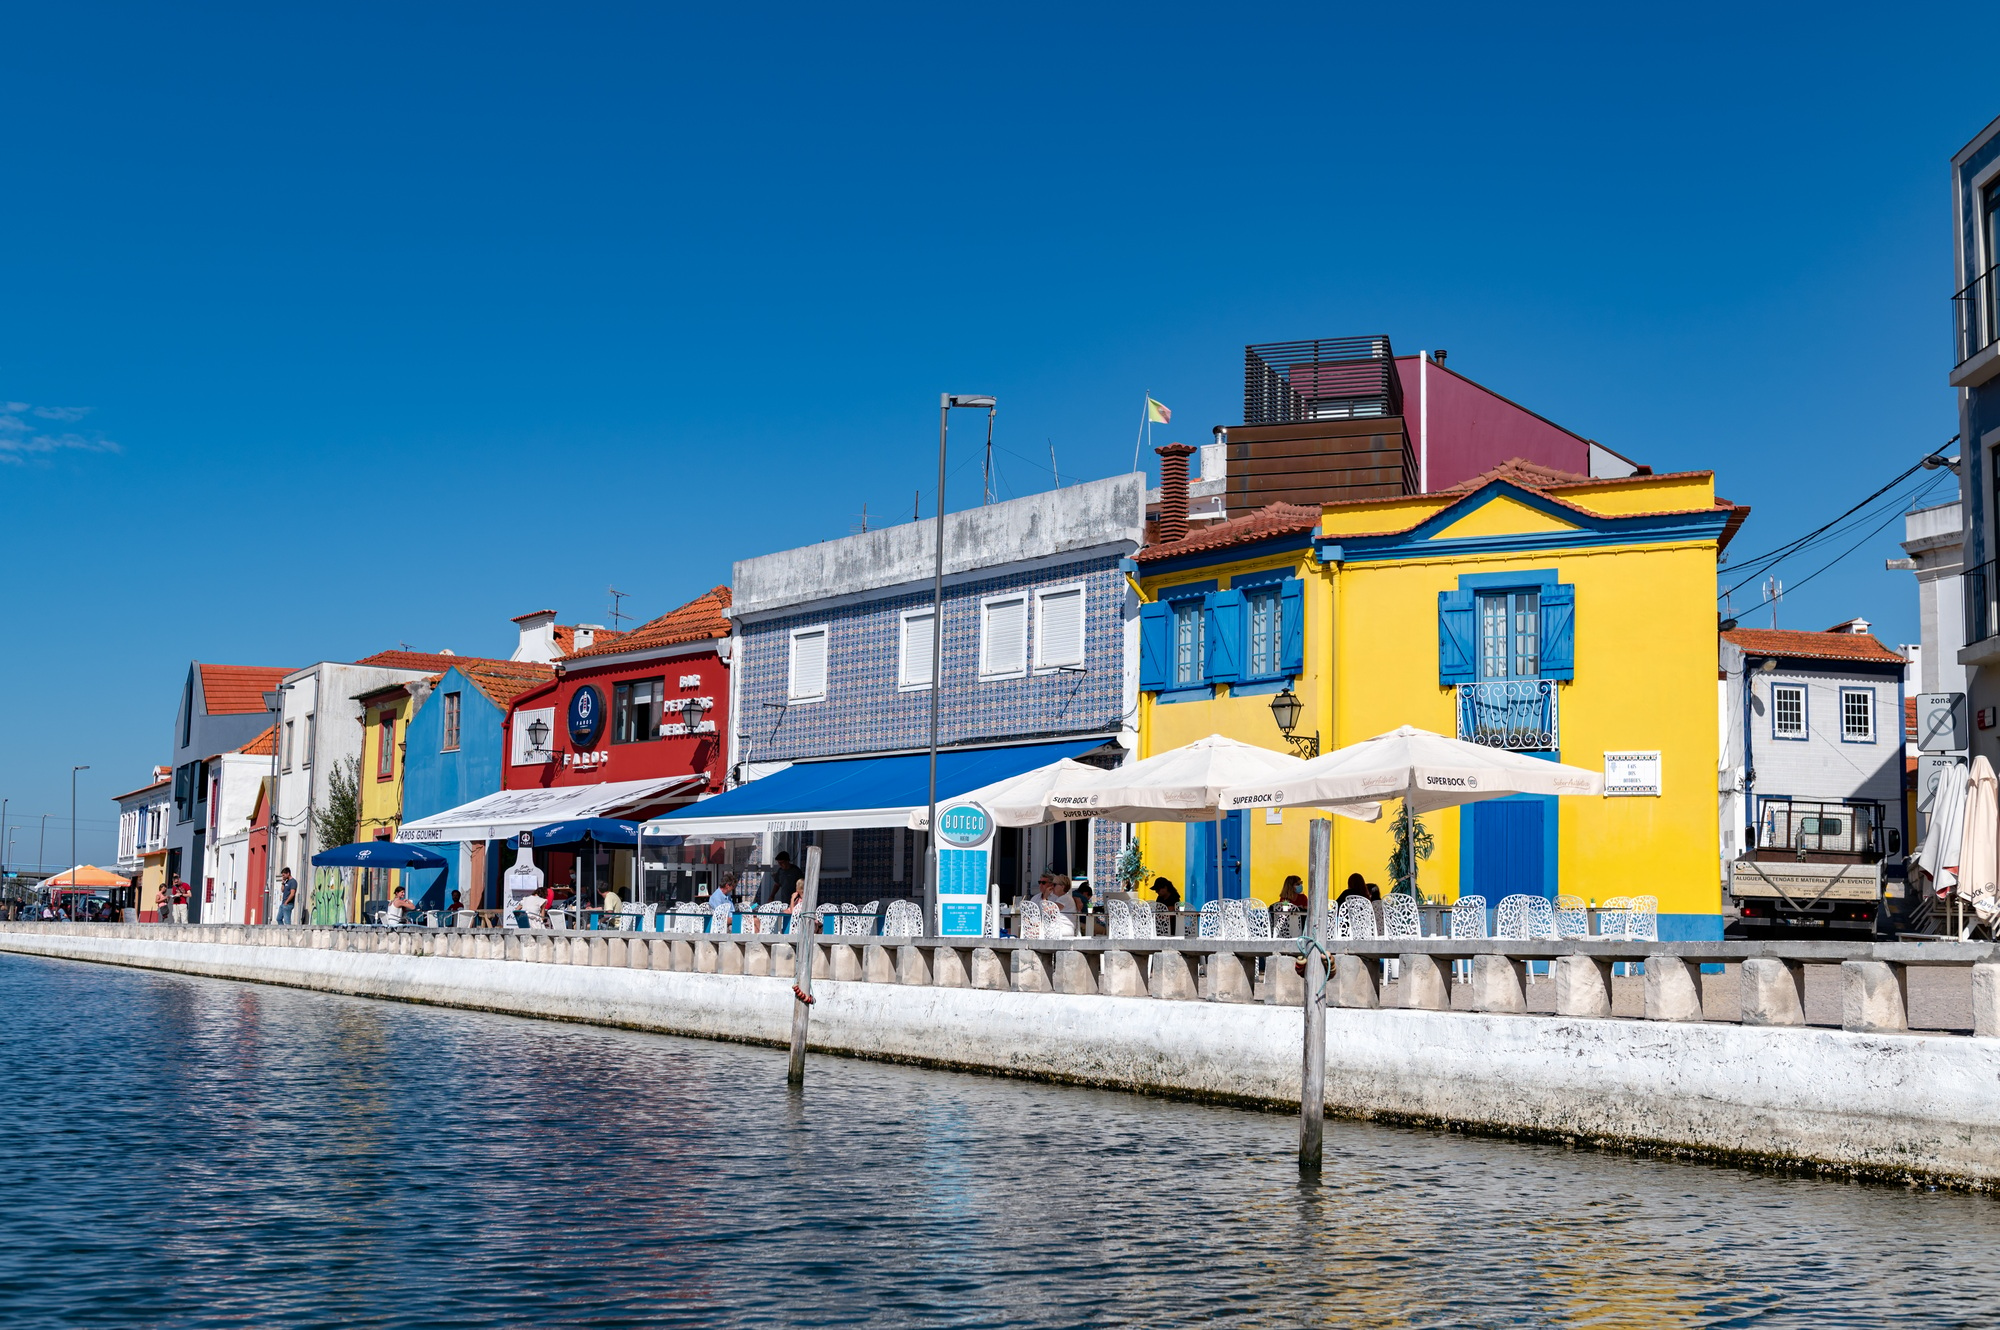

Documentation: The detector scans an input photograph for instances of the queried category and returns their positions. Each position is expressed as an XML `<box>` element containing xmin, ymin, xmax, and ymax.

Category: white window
<box><xmin>283</xmin><ymin>720</ymin><xmax>295</xmax><ymax>771</ymax></box>
<box><xmin>788</xmin><ymin>626</ymin><xmax>828</xmax><ymax>702</ymax></box>
<box><xmin>1035</xmin><ymin>586</ymin><xmax>1086</xmax><ymax>670</ymax></box>
<box><xmin>303</xmin><ymin>713</ymin><xmax>315</xmax><ymax>766</ymax></box>
<box><xmin>1841</xmin><ymin>689</ymin><xmax>1874</xmax><ymax>742</ymax></box>
<box><xmin>1772</xmin><ymin>684</ymin><xmax>1805</xmax><ymax>739</ymax></box>
<box><xmin>981</xmin><ymin>594</ymin><xmax>1028</xmax><ymax>678</ymax></box>
<box><xmin>899</xmin><ymin>608</ymin><xmax>935</xmax><ymax>689</ymax></box>
<box><xmin>512</xmin><ymin>706</ymin><xmax>557</xmax><ymax>765</ymax></box>
<box><xmin>816</xmin><ymin>829</ymin><xmax>853</xmax><ymax>879</ymax></box>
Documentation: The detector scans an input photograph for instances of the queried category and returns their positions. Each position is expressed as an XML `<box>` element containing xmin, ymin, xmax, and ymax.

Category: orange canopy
<box><xmin>43</xmin><ymin>864</ymin><xmax>130</xmax><ymax>889</ymax></box>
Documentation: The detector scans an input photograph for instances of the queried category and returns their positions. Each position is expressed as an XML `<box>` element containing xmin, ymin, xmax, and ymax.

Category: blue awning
<box><xmin>642</xmin><ymin>739</ymin><xmax>1113</xmax><ymax>837</ymax></box>
<box><xmin>312</xmin><ymin>842</ymin><xmax>451</xmax><ymax>870</ymax></box>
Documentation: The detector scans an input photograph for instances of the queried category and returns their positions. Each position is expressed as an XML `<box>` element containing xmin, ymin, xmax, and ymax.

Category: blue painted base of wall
<box><xmin>1656</xmin><ymin>913</ymin><xmax>1724</xmax><ymax>942</ymax></box>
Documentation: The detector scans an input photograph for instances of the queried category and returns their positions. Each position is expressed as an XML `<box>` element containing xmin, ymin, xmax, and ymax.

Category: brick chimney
<box><xmin>1155</xmin><ymin>443</ymin><xmax>1196</xmax><ymax>544</ymax></box>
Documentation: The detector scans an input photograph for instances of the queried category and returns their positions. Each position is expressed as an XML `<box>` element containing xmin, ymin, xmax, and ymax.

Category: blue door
<box><xmin>1465</xmin><ymin>796</ymin><xmax>1550</xmax><ymax>902</ymax></box>
<box><xmin>1185</xmin><ymin>813</ymin><xmax>1246</xmax><ymax>908</ymax></box>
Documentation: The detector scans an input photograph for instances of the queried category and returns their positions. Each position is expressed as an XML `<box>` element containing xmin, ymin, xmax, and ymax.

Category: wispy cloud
<box><xmin>0</xmin><ymin>403</ymin><xmax>120</xmax><ymax>465</ymax></box>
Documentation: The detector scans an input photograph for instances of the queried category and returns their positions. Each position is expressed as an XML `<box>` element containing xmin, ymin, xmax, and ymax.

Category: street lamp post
<box><xmin>38</xmin><ymin>813</ymin><xmax>48</xmax><ymax>876</ymax></box>
<box><xmin>72</xmin><ymin>767</ymin><xmax>89</xmax><ymax>895</ymax></box>
<box><xmin>924</xmin><ymin>393</ymin><xmax>997</xmax><ymax>934</ymax></box>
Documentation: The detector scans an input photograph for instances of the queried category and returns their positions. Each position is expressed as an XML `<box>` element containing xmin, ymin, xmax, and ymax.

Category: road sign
<box><xmin>1916</xmin><ymin>693</ymin><xmax>1967</xmax><ymax>753</ymax></box>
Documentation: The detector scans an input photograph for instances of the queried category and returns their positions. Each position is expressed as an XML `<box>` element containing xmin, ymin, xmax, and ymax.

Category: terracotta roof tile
<box><xmin>567</xmin><ymin>587</ymin><xmax>732</xmax><ymax>658</ymax></box>
<box><xmin>554</xmin><ymin>624</ymin><xmax>629</xmax><ymax>657</ymax></box>
<box><xmin>1722</xmin><ymin>627</ymin><xmax>1908</xmax><ymax>665</ymax></box>
<box><xmin>349</xmin><ymin>652</ymin><xmax>558</xmax><ymax>709</ymax></box>
<box><xmin>197</xmin><ymin>664</ymin><xmax>295</xmax><ymax>716</ymax></box>
<box><xmin>238</xmin><ymin>725</ymin><xmax>278</xmax><ymax>757</ymax></box>
<box><xmin>1134</xmin><ymin>504</ymin><xmax>1320</xmax><ymax>564</ymax></box>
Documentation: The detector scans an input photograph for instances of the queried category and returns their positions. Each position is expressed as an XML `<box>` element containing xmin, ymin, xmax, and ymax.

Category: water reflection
<box><xmin>1</xmin><ymin>952</ymin><xmax>1994</xmax><ymax>1328</ymax></box>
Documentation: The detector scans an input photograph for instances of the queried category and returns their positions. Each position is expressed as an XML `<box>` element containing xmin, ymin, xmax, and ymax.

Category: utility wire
<box><xmin>1737</xmin><ymin>472</ymin><xmax>1950</xmax><ymax>613</ymax></box>
<box><xmin>1719</xmin><ymin>436</ymin><xmax>1957</xmax><ymax>602</ymax></box>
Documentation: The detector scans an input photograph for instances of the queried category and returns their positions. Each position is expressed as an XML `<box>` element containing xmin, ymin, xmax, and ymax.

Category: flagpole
<box><xmin>1132</xmin><ymin>393</ymin><xmax>1149</xmax><ymax>474</ymax></box>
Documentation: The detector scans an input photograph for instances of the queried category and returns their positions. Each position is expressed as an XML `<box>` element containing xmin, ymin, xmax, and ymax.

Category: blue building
<box><xmin>1952</xmin><ymin>114</ymin><xmax>2000</xmax><ymax>773</ymax></box>
<box><xmin>397</xmin><ymin>658</ymin><xmax>554</xmax><ymax>907</ymax></box>
<box><xmin>653</xmin><ymin>475</ymin><xmax>1146</xmax><ymax>907</ymax></box>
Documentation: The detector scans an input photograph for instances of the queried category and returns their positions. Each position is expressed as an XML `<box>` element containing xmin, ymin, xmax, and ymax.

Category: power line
<box><xmin>1719</xmin><ymin>436</ymin><xmax>1957</xmax><ymax>602</ymax></box>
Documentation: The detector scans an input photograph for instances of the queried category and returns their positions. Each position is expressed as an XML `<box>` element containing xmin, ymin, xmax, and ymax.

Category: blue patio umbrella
<box><xmin>311</xmin><ymin>842</ymin><xmax>452</xmax><ymax>912</ymax></box>
<box><xmin>525</xmin><ymin>819</ymin><xmax>640</xmax><ymax>924</ymax></box>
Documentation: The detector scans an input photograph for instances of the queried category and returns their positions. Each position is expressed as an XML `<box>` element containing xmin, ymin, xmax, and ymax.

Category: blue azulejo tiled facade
<box><xmin>722</xmin><ymin>475</ymin><xmax>1147</xmax><ymax>905</ymax></box>
<box><xmin>737</xmin><ymin>557</ymin><xmax>1128</xmax><ymax>763</ymax></box>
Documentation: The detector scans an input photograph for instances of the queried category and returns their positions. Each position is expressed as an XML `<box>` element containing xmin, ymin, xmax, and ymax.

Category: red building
<box><xmin>504</xmin><ymin>586</ymin><xmax>732</xmax><ymax>803</ymax></box>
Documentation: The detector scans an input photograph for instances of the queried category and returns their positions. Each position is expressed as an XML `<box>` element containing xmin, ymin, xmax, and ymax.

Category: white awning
<box><xmin>398</xmin><ymin>775</ymin><xmax>706</xmax><ymax>844</ymax></box>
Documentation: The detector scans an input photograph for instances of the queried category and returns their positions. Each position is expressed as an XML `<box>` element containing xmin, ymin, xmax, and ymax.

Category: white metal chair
<box><xmin>1217</xmin><ymin>899</ymin><xmax>1249</xmax><ymax>940</ymax></box>
<box><xmin>1627</xmin><ymin>895</ymin><xmax>1659</xmax><ymax>942</ymax></box>
<box><xmin>1597</xmin><ymin>896</ymin><xmax>1633</xmax><ymax>939</ymax></box>
<box><xmin>451</xmin><ymin>910</ymin><xmax>475</xmax><ymax>929</ymax></box>
<box><xmin>881</xmin><ymin>899</ymin><xmax>923</xmax><ymax>937</ymax></box>
<box><xmin>639</xmin><ymin>903</ymin><xmax>659</xmax><ymax>932</ymax></box>
<box><xmin>1105</xmin><ymin>897</ymin><xmax>1135</xmax><ymax>939</ymax></box>
<box><xmin>1449</xmin><ymin>894</ymin><xmax>1487</xmax><ymax>980</ymax></box>
<box><xmin>1245</xmin><ymin>902</ymin><xmax>1273</xmax><ymax>940</ymax></box>
<box><xmin>1381</xmin><ymin>893</ymin><xmax>1422</xmax><ymax>939</ymax></box>
<box><xmin>1269</xmin><ymin>902</ymin><xmax>1302</xmax><ymax>938</ymax></box>
<box><xmin>1553</xmin><ymin>894</ymin><xmax>1591</xmax><ymax>939</ymax></box>
<box><xmin>547</xmin><ymin>908</ymin><xmax>571</xmax><ymax>932</ymax></box>
<box><xmin>1196</xmin><ymin>900</ymin><xmax>1223</xmax><ymax>939</ymax></box>
<box><xmin>1338</xmin><ymin>896</ymin><xmax>1378</xmax><ymax>941</ymax></box>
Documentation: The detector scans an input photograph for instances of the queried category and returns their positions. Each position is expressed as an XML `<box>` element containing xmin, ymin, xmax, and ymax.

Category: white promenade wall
<box><xmin>3</xmin><ymin>929</ymin><xmax>1996</xmax><ymax>1187</ymax></box>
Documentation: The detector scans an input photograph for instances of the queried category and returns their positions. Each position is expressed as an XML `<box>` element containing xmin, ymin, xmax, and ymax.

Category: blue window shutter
<box><xmin>1438</xmin><ymin>590</ymin><xmax>1476</xmax><ymax>685</ymax></box>
<box><xmin>1279</xmin><ymin>579</ymin><xmax>1305</xmax><ymax>676</ymax></box>
<box><xmin>1540</xmin><ymin>583</ymin><xmax>1576</xmax><ymax>680</ymax></box>
<box><xmin>1205</xmin><ymin>591</ymin><xmax>1243</xmax><ymax>683</ymax></box>
<box><xmin>1139</xmin><ymin>602</ymin><xmax>1170</xmax><ymax>691</ymax></box>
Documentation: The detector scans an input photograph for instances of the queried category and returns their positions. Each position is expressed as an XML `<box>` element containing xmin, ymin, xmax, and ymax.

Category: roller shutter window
<box><xmin>982</xmin><ymin>595</ymin><xmax>1028</xmax><ymax>678</ymax></box>
<box><xmin>900</xmin><ymin>609</ymin><xmax>935</xmax><ymax>688</ymax></box>
<box><xmin>1035</xmin><ymin>587</ymin><xmax>1086</xmax><ymax>669</ymax></box>
<box><xmin>788</xmin><ymin>627</ymin><xmax>828</xmax><ymax>701</ymax></box>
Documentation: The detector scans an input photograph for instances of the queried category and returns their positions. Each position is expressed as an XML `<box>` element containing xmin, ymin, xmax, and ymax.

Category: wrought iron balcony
<box><xmin>1956</xmin><ymin>264</ymin><xmax>1998</xmax><ymax>367</ymax></box>
<box><xmin>1455</xmin><ymin>680</ymin><xmax>1558</xmax><ymax>752</ymax></box>
<box><xmin>1965</xmin><ymin>558</ymin><xmax>1996</xmax><ymax>646</ymax></box>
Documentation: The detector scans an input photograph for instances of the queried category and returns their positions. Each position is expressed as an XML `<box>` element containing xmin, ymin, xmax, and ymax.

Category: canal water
<box><xmin>4</xmin><ymin>953</ymin><xmax>1998</xmax><ymax>1329</ymax></box>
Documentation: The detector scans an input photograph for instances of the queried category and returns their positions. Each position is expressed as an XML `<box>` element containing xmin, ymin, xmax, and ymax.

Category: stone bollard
<box><xmin>1010</xmin><ymin>949</ymin><xmax>1052</xmax><ymax>992</ymax></box>
<box><xmin>1052</xmin><ymin>951</ymin><xmax>1098</xmax><ymax>995</ymax></box>
<box><xmin>1203</xmin><ymin>952</ymin><xmax>1255</xmax><ymax>1003</ymax></box>
<box><xmin>1554</xmin><ymin>954</ymin><xmax>1615</xmax><ymax>1018</ymax></box>
<box><xmin>717</xmin><ymin>940</ymin><xmax>744</xmax><ymax>975</ymax></box>
<box><xmin>1972</xmin><ymin>963</ymin><xmax>2000</xmax><ymax>1038</ymax></box>
<box><xmin>1468</xmin><ymin>954</ymin><xmax>1528</xmax><ymax>1014</ymax></box>
<box><xmin>605</xmin><ymin>937</ymin><xmax>627</xmax><ymax>967</ymax></box>
<box><xmin>671</xmin><ymin>939</ymin><xmax>696</xmax><ymax>971</ymax></box>
<box><xmin>831</xmin><ymin>944</ymin><xmax>863</xmax><ymax>982</ymax></box>
<box><xmin>862</xmin><ymin>944</ymin><xmax>897</xmax><ymax>983</ymax></box>
<box><xmin>504</xmin><ymin>935</ymin><xmax>524</xmax><ymax>962</ymax></box>
<box><xmin>896</xmin><ymin>945</ymin><xmax>932</xmax><ymax>986</ymax></box>
<box><xmin>769</xmin><ymin>942</ymin><xmax>794</xmax><ymax>974</ymax></box>
<box><xmin>1842</xmin><ymin>960</ymin><xmax>1908</xmax><ymax>1033</ymax></box>
<box><xmin>1333</xmin><ymin>953</ymin><xmax>1380</xmax><ymax>1008</ymax></box>
<box><xmin>971</xmin><ymin>947</ymin><xmax>1012</xmax><ymax>991</ymax></box>
<box><xmin>1148</xmin><ymin>951</ymin><xmax>1199</xmax><ymax>1001</ymax></box>
<box><xmin>695</xmin><ymin>940</ymin><xmax>719</xmax><ymax>974</ymax></box>
<box><xmin>649</xmin><ymin>937</ymin><xmax>674</xmax><ymax>970</ymax></box>
<box><xmin>1264</xmin><ymin>953</ymin><xmax>1303</xmax><ymax>1006</ymax></box>
<box><xmin>932</xmin><ymin>947</ymin><xmax>970</xmax><ymax>988</ymax></box>
<box><xmin>1739</xmin><ymin>957</ymin><xmax>1807</xmax><ymax>1026</ymax></box>
<box><xmin>812</xmin><ymin>944</ymin><xmax>831</xmax><ymax>980</ymax></box>
<box><xmin>1100</xmin><ymin>950</ymin><xmax>1149</xmax><ymax>997</ymax></box>
<box><xmin>625</xmin><ymin>935</ymin><xmax>650</xmax><ymax>969</ymax></box>
<box><xmin>741</xmin><ymin>941</ymin><xmax>769</xmax><ymax>976</ymax></box>
<box><xmin>1394</xmin><ymin>954</ymin><xmax>1449</xmax><ymax>1010</ymax></box>
<box><xmin>591</xmin><ymin>937</ymin><xmax>613</xmax><ymax>966</ymax></box>
<box><xmin>1643</xmin><ymin>955</ymin><xmax>1703</xmax><ymax>1022</ymax></box>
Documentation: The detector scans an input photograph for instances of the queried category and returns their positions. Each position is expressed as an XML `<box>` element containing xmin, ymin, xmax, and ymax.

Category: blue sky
<box><xmin>3</xmin><ymin>3</ymin><xmax>1995</xmax><ymax>864</ymax></box>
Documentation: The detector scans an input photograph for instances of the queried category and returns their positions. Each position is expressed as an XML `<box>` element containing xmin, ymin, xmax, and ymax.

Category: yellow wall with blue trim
<box><xmin>1137</xmin><ymin>477</ymin><xmax>1724</xmax><ymax>930</ymax></box>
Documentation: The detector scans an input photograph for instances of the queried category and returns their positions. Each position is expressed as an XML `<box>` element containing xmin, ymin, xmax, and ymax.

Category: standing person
<box><xmin>277</xmin><ymin>868</ymin><xmax>298</xmax><ymax>925</ymax></box>
<box><xmin>767</xmin><ymin>850</ymin><xmax>803</xmax><ymax>907</ymax></box>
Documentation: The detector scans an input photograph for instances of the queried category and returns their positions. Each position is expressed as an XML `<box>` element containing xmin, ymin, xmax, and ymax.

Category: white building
<box><xmin>1892</xmin><ymin>499</ymin><xmax>1968</xmax><ymax>698</ymax></box>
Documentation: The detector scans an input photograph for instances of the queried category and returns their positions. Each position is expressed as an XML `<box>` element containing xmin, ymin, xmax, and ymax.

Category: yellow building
<box><xmin>1132</xmin><ymin>461</ymin><xmax>1745</xmax><ymax>940</ymax></box>
<box><xmin>356</xmin><ymin>676</ymin><xmax>432</xmax><ymax>904</ymax></box>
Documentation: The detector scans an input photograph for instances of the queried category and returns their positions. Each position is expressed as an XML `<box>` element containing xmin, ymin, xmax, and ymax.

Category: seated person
<box><xmin>1150</xmin><ymin>877</ymin><xmax>1181</xmax><ymax>910</ymax></box>
<box><xmin>383</xmin><ymin>885</ymin><xmax>417</xmax><ymax>926</ymax></box>
<box><xmin>1277</xmin><ymin>875</ymin><xmax>1309</xmax><ymax>911</ymax></box>
<box><xmin>1336</xmin><ymin>872</ymin><xmax>1371</xmax><ymax>905</ymax></box>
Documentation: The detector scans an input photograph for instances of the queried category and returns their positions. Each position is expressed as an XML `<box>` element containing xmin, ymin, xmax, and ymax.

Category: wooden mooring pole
<box><xmin>786</xmin><ymin>845</ymin><xmax>823</xmax><ymax>1087</ymax></box>
<box><xmin>1299</xmin><ymin>817</ymin><xmax>1330</xmax><ymax>1176</ymax></box>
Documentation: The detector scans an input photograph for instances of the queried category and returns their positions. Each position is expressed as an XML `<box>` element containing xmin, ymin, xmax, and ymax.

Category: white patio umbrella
<box><xmin>1047</xmin><ymin>734</ymin><xmax>1381</xmax><ymax>824</ymax></box>
<box><xmin>1220</xmin><ymin>724</ymin><xmax>1603</xmax><ymax>815</ymax></box>
<box><xmin>1958</xmin><ymin>756</ymin><xmax>1997</xmax><ymax>936</ymax></box>
<box><xmin>906</xmin><ymin>758</ymin><xmax>1102</xmax><ymax>830</ymax></box>
<box><xmin>1044</xmin><ymin>734</ymin><xmax>1377</xmax><ymax>913</ymax></box>
<box><xmin>1918</xmin><ymin>757</ymin><xmax>1970</xmax><ymax>895</ymax></box>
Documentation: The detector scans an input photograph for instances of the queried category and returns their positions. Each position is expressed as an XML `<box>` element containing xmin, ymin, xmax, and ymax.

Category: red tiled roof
<box><xmin>351</xmin><ymin>652</ymin><xmax>558</xmax><ymax>710</ymax></box>
<box><xmin>238</xmin><ymin>725</ymin><xmax>277</xmax><ymax>757</ymax></box>
<box><xmin>1134</xmin><ymin>504</ymin><xmax>1320</xmax><ymax>565</ymax></box>
<box><xmin>198</xmin><ymin>664</ymin><xmax>294</xmax><ymax>715</ymax></box>
<box><xmin>554</xmin><ymin>624</ymin><xmax>629</xmax><ymax>657</ymax></box>
<box><xmin>1905</xmin><ymin>696</ymin><xmax>1918</xmax><ymax>738</ymax></box>
<box><xmin>1722</xmin><ymin>627</ymin><xmax>1908</xmax><ymax>665</ymax></box>
<box><xmin>567</xmin><ymin>587</ymin><xmax>733</xmax><ymax>658</ymax></box>
<box><xmin>112</xmin><ymin>776</ymin><xmax>173</xmax><ymax>801</ymax></box>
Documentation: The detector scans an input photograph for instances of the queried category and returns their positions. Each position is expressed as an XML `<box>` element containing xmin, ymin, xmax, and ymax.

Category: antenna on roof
<box><xmin>851</xmin><ymin>502</ymin><xmax>870</xmax><ymax>535</ymax></box>
<box><xmin>607</xmin><ymin>587</ymin><xmax>631</xmax><ymax>630</ymax></box>
<box><xmin>1761</xmin><ymin>576</ymin><xmax>1783</xmax><ymax>630</ymax></box>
